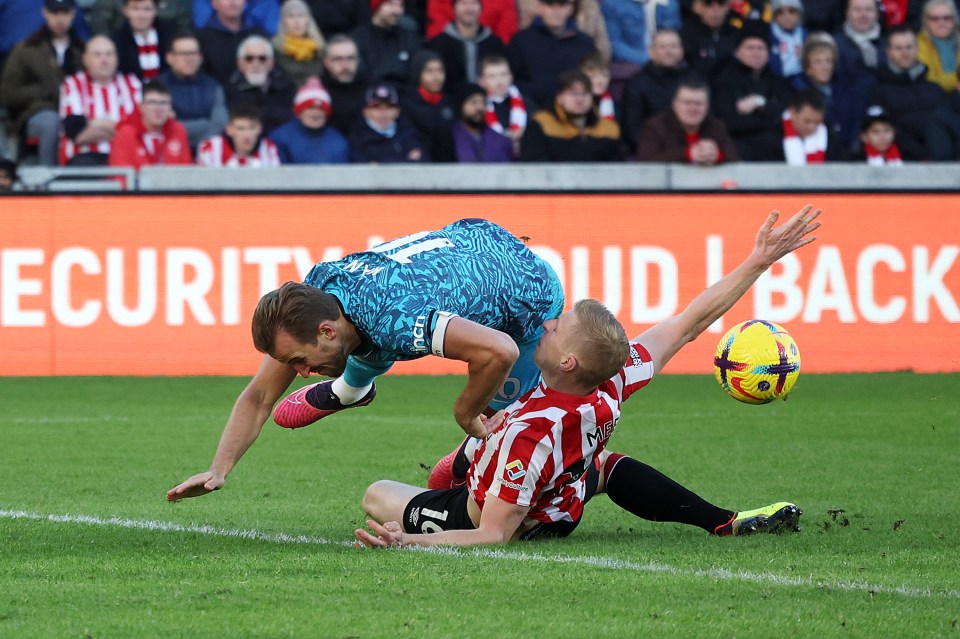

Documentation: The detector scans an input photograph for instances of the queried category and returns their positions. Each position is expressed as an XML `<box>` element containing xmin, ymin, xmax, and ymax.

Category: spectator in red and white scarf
<box><xmin>579</xmin><ymin>50</ymin><xmax>616</xmax><ymax>123</ymax></box>
<box><xmin>477</xmin><ymin>54</ymin><xmax>527</xmax><ymax>156</ymax></box>
<box><xmin>854</xmin><ymin>106</ymin><xmax>904</xmax><ymax>165</ymax></box>
<box><xmin>780</xmin><ymin>88</ymin><xmax>846</xmax><ymax>164</ymax></box>
<box><xmin>111</xmin><ymin>0</ymin><xmax>173</xmax><ymax>82</ymax></box>
<box><xmin>197</xmin><ymin>101</ymin><xmax>281</xmax><ymax>166</ymax></box>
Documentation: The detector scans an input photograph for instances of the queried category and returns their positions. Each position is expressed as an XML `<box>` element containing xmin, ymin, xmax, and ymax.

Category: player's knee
<box><xmin>361</xmin><ymin>481</ymin><xmax>391</xmax><ymax>519</ymax></box>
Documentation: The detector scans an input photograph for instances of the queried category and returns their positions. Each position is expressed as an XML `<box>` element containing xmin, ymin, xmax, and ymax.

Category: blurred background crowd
<box><xmin>1</xmin><ymin>0</ymin><xmax>959</xmax><ymax>178</ymax></box>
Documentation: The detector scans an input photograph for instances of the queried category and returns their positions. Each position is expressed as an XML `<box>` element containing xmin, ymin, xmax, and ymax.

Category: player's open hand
<box><xmin>479</xmin><ymin>410</ymin><xmax>507</xmax><ymax>435</ymax></box>
<box><xmin>354</xmin><ymin>520</ymin><xmax>405</xmax><ymax>548</ymax></box>
<box><xmin>754</xmin><ymin>205</ymin><xmax>821</xmax><ymax>267</ymax></box>
<box><xmin>166</xmin><ymin>471</ymin><xmax>225</xmax><ymax>501</ymax></box>
<box><xmin>462</xmin><ymin>410</ymin><xmax>506</xmax><ymax>438</ymax></box>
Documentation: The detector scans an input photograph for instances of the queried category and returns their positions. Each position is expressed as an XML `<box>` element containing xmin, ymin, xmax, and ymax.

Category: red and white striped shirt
<box><xmin>59</xmin><ymin>71</ymin><xmax>142</xmax><ymax>163</ymax></box>
<box><xmin>467</xmin><ymin>341</ymin><xmax>655</xmax><ymax>525</ymax></box>
<box><xmin>196</xmin><ymin>135</ymin><xmax>281</xmax><ymax>167</ymax></box>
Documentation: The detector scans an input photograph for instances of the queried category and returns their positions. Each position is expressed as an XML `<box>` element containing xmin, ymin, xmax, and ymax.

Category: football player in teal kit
<box><xmin>168</xmin><ymin>219</ymin><xmax>564</xmax><ymax>502</ymax></box>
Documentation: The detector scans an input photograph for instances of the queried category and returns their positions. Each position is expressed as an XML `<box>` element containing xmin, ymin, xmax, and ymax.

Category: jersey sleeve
<box><xmin>351</xmin><ymin>299</ymin><xmax>452</xmax><ymax>360</ymax></box>
<box><xmin>610</xmin><ymin>340</ymin><xmax>656</xmax><ymax>404</ymax></box>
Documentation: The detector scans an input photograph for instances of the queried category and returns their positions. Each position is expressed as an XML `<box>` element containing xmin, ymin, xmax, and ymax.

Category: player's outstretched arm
<box><xmin>354</xmin><ymin>494</ymin><xmax>529</xmax><ymax>548</ymax></box>
<box><xmin>637</xmin><ymin>205</ymin><xmax>821</xmax><ymax>375</ymax></box>
<box><xmin>166</xmin><ymin>355</ymin><xmax>297</xmax><ymax>501</ymax></box>
<box><xmin>440</xmin><ymin>317</ymin><xmax>519</xmax><ymax>438</ymax></box>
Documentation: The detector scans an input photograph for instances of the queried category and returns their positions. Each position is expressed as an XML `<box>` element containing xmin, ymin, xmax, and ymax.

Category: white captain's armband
<box><xmin>431</xmin><ymin>311</ymin><xmax>457</xmax><ymax>357</ymax></box>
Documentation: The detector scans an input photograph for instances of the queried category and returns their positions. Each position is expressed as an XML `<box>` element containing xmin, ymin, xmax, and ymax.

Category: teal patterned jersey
<box><xmin>304</xmin><ymin>218</ymin><xmax>563</xmax><ymax>370</ymax></box>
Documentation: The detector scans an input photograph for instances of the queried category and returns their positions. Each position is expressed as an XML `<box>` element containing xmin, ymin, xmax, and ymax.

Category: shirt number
<box><xmin>370</xmin><ymin>231</ymin><xmax>455</xmax><ymax>264</ymax></box>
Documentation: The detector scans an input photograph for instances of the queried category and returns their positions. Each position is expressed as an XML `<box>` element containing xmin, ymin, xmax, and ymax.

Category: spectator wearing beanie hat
<box><xmin>269</xmin><ymin>77</ymin><xmax>351</xmax><ymax>163</ymax></box>
<box><xmin>350</xmin><ymin>0</ymin><xmax>422</xmax><ymax>90</ymax></box>
<box><xmin>680</xmin><ymin>0</ymin><xmax>739</xmax><ymax>81</ymax></box>
<box><xmin>712</xmin><ymin>19</ymin><xmax>794</xmax><ymax>160</ymax></box>
<box><xmin>451</xmin><ymin>82</ymin><xmax>514</xmax><ymax>161</ymax></box>
<box><xmin>769</xmin><ymin>0</ymin><xmax>807</xmax><ymax>81</ymax></box>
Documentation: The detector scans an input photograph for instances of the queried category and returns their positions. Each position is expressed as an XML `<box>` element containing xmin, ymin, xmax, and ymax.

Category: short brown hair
<box><xmin>251</xmin><ymin>281</ymin><xmax>343</xmax><ymax>353</ymax></box>
<box><xmin>556</xmin><ymin>69</ymin><xmax>591</xmax><ymax>96</ymax></box>
<box><xmin>579</xmin><ymin>51</ymin><xmax>608</xmax><ymax>73</ymax></box>
<box><xmin>478</xmin><ymin>54</ymin><xmax>510</xmax><ymax>75</ymax></box>
<box><xmin>570</xmin><ymin>299</ymin><xmax>630</xmax><ymax>386</ymax></box>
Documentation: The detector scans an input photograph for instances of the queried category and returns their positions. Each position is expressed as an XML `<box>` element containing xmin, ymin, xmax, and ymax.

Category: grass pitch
<box><xmin>1</xmin><ymin>373</ymin><xmax>958</xmax><ymax>638</ymax></box>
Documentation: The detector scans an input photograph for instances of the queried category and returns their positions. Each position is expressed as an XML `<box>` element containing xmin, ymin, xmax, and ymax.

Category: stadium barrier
<box><xmin>12</xmin><ymin>162</ymin><xmax>960</xmax><ymax>192</ymax></box>
<box><xmin>1</xmin><ymin>192</ymin><xmax>958</xmax><ymax>375</ymax></box>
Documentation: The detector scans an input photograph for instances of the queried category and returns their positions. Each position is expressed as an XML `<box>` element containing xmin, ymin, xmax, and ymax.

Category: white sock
<box><xmin>331</xmin><ymin>377</ymin><xmax>372</xmax><ymax>405</ymax></box>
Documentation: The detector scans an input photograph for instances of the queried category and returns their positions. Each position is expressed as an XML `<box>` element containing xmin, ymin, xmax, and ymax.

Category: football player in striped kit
<box><xmin>354</xmin><ymin>205</ymin><xmax>820</xmax><ymax>548</ymax></box>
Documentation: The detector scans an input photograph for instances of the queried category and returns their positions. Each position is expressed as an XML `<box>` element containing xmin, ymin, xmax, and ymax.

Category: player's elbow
<box><xmin>238</xmin><ymin>382</ymin><xmax>277</xmax><ymax>414</ymax></box>
<box><xmin>476</xmin><ymin>525</ymin><xmax>515</xmax><ymax>545</ymax></box>
<box><xmin>488</xmin><ymin>335</ymin><xmax>520</xmax><ymax>370</ymax></box>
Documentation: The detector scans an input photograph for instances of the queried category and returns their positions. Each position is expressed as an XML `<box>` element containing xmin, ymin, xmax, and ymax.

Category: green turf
<box><xmin>1</xmin><ymin>373</ymin><xmax>958</xmax><ymax>638</ymax></box>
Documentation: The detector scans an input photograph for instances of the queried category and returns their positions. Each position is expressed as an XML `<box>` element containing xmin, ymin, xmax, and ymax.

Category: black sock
<box><xmin>451</xmin><ymin>438</ymin><xmax>472</xmax><ymax>479</ymax></box>
<box><xmin>305</xmin><ymin>383</ymin><xmax>341</xmax><ymax>409</ymax></box>
<box><xmin>604</xmin><ymin>456</ymin><xmax>734</xmax><ymax>533</ymax></box>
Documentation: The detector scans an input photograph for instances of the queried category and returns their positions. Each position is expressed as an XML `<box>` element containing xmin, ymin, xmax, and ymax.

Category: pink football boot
<box><xmin>427</xmin><ymin>441</ymin><xmax>470</xmax><ymax>490</ymax></box>
<box><xmin>273</xmin><ymin>380</ymin><xmax>376</xmax><ymax>429</ymax></box>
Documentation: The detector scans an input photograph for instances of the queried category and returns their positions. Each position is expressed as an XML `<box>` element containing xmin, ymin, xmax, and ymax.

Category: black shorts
<box><xmin>518</xmin><ymin>459</ymin><xmax>600</xmax><ymax>541</ymax></box>
<box><xmin>402</xmin><ymin>461</ymin><xmax>601</xmax><ymax>541</ymax></box>
<box><xmin>403</xmin><ymin>486</ymin><xmax>476</xmax><ymax>535</ymax></box>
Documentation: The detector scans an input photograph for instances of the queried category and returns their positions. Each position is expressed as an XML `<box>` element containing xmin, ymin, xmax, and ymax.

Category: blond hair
<box><xmin>571</xmin><ymin>299</ymin><xmax>630</xmax><ymax>386</ymax></box>
<box><xmin>273</xmin><ymin>0</ymin><xmax>325</xmax><ymax>53</ymax></box>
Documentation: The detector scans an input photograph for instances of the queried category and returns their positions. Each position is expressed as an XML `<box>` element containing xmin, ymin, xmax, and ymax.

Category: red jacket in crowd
<box><xmin>108</xmin><ymin>111</ymin><xmax>192</xmax><ymax>169</ymax></box>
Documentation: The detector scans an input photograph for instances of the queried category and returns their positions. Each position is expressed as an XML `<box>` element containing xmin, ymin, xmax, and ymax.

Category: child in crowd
<box><xmin>196</xmin><ymin>103</ymin><xmax>281</xmax><ymax>166</ymax></box>
<box><xmin>477</xmin><ymin>54</ymin><xmax>526</xmax><ymax>156</ymax></box>
<box><xmin>579</xmin><ymin>51</ymin><xmax>615</xmax><ymax>121</ymax></box>
<box><xmin>856</xmin><ymin>107</ymin><xmax>903</xmax><ymax>165</ymax></box>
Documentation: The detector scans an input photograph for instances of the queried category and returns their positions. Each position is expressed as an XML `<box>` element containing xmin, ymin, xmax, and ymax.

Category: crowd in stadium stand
<box><xmin>2</xmin><ymin>0</ymin><xmax>959</xmax><ymax>171</ymax></box>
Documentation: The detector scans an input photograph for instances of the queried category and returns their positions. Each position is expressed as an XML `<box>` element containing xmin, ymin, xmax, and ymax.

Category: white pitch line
<box><xmin>0</xmin><ymin>509</ymin><xmax>352</xmax><ymax>548</ymax></box>
<box><xmin>3</xmin><ymin>508</ymin><xmax>958</xmax><ymax>601</ymax></box>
